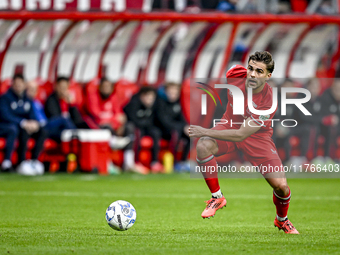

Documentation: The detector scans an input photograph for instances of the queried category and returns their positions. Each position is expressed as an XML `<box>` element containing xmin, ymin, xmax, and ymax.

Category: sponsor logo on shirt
<box><xmin>259</xmin><ymin>114</ymin><xmax>270</xmax><ymax>121</ymax></box>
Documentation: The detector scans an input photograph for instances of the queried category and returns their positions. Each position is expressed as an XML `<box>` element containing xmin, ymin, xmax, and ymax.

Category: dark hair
<box><xmin>248</xmin><ymin>51</ymin><xmax>275</xmax><ymax>73</ymax></box>
<box><xmin>164</xmin><ymin>82</ymin><xmax>180</xmax><ymax>90</ymax></box>
<box><xmin>100</xmin><ymin>77</ymin><xmax>109</xmax><ymax>86</ymax></box>
<box><xmin>12</xmin><ymin>73</ymin><xmax>24</xmax><ymax>81</ymax></box>
<box><xmin>139</xmin><ymin>86</ymin><xmax>156</xmax><ymax>95</ymax></box>
<box><xmin>56</xmin><ymin>76</ymin><xmax>69</xmax><ymax>83</ymax></box>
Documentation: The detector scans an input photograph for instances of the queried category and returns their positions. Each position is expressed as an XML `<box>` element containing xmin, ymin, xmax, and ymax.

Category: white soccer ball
<box><xmin>105</xmin><ymin>200</ymin><xmax>136</xmax><ymax>231</ymax></box>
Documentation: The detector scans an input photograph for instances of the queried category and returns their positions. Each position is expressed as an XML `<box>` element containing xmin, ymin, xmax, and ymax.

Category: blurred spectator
<box><xmin>216</xmin><ymin>0</ymin><xmax>237</xmax><ymax>12</ymax></box>
<box><xmin>288</xmin><ymin>78</ymin><xmax>322</xmax><ymax>166</ymax></box>
<box><xmin>314</xmin><ymin>79</ymin><xmax>340</xmax><ymax>164</ymax></box>
<box><xmin>26</xmin><ymin>80</ymin><xmax>76</xmax><ymax>142</ymax></box>
<box><xmin>272</xmin><ymin>79</ymin><xmax>296</xmax><ymax>163</ymax></box>
<box><xmin>157</xmin><ymin>83</ymin><xmax>190</xmax><ymax>171</ymax></box>
<box><xmin>85</xmin><ymin>78</ymin><xmax>148</xmax><ymax>174</ymax></box>
<box><xmin>124</xmin><ymin>87</ymin><xmax>164</xmax><ymax>173</ymax></box>
<box><xmin>201</xmin><ymin>0</ymin><xmax>219</xmax><ymax>9</ymax></box>
<box><xmin>45</xmin><ymin>77</ymin><xmax>88</xmax><ymax>129</ymax></box>
<box><xmin>290</xmin><ymin>0</ymin><xmax>308</xmax><ymax>12</ymax></box>
<box><xmin>316</xmin><ymin>0</ymin><xmax>336</xmax><ymax>14</ymax></box>
<box><xmin>0</xmin><ymin>74</ymin><xmax>46</xmax><ymax>175</ymax></box>
<box><xmin>152</xmin><ymin>0</ymin><xmax>201</xmax><ymax>12</ymax></box>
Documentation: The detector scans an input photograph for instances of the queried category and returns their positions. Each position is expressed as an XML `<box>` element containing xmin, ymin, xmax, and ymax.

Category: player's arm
<box><xmin>188</xmin><ymin>117</ymin><xmax>261</xmax><ymax>142</ymax></box>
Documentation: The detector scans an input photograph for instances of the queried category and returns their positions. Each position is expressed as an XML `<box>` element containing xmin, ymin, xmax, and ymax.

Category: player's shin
<box><xmin>196</xmin><ymin>155</ymin><xmax>222</xmax><ymax>198</ymax></box>
<box><xmin>273</xmin><ymin>187</ymin><xmax>291</xmax><ymax>221</ymax></box>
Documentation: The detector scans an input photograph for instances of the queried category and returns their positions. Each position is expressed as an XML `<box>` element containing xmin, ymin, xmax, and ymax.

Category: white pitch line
<box><xmin>0</xmin><ymin>191</ymin><xmax>339</xmax><ymax>201</ymax></box>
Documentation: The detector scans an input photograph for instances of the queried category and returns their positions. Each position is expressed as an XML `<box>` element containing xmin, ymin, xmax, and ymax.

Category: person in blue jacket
<box><xmin>0</xmin><ymin>74</ymin><xmax>47</xmax><ymax>175</ymax></box>
<box><xmin>26</xmin><ymin>80</ymin><xmax>75</xmax><ymax>142</ymax></box>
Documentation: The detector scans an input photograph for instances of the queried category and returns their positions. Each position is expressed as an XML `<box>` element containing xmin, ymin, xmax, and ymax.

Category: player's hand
<box><xmin>117</xmin><ymin>113</ymin><xmax>127</xmax><ymax>125</ymax></box>
<box><xmin>23</xmin><ymin>120</ymin><xmax>40</xmax><ymax>134</ymax></box>
<box><xmin>61</xmin><ymin>90</ymin><xmax>72</xmax><ymax>104</ymax></box>
<box><xmin>29</xmin><ymin>120</ymin><xmax>40</xmax><ymax>133</ymax></box>
<box><xmin>21</xmin><ymin>120</ymin><xmax>32</xmax><ymax>134</ymax></box>
<box><xmin>183</xmin><ymin>125</ymin><xmax>190</xmax><ymax>136</ymax></box>
<box><xmin>188</xmin><ymin>125</ymin><xmax>207</xmax><ymax>137</ymax></box>
<box><xmin>22</xmin><ymin>121</ymin><xmax>34</xmax><ymax>134</ymax></box>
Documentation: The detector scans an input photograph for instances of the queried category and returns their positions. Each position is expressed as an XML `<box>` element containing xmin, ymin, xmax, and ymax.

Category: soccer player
<box><xmin>188</xmin><ymin>51</ymin><xmax>299</xmax><ymax>234</ymax></box>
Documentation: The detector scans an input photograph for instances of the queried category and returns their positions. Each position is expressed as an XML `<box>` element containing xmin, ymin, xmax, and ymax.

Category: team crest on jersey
<box><xmin>11</xmin><ymin>102</ymin><xmax>17</xmax><ymax>110</ymax></box>
<box><xmin>24</xmin><ymin>102</ymin><xmax>31</xmax><ymax>111</ymax></box>
<box><xmin>259</xmin><ymin>114</ymin><xmax>270</xmax><ymax>121</ymax></box>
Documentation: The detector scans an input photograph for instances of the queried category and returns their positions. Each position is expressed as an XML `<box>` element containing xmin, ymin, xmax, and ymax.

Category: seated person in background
<box><xmin>272</xmin><ymin>79</ymin><xmax>295</xmax><ymax>164</ymax></box>
<box><xmin>156</xmin><ymin>82</ymin><xmax>190</xmax><ymax>171</ymax></box>
<box><xmin>26</xmin><ymin>80</ymin><xmax>76</xmax><ymax>142</ymax></box>
<box><xmin>288</xmin><ymin>78</ymin><xmax>322</xmax><ymax>166</ymax></box>
<box><xmin>0</xmin><ymin>74</ymin><xmax>47</xmax><ymax>175</ymax></box>
<box><xmin>86</xmin><ymin>77</ymin><xmax>147</xmax><ymax>174</ymax></box>
<box><xmin>44</xmin><ymin>76</ymin><xmax>88</xmax><ymax>129</ymax></box>
<box><xmin>124</xmin><ymin>87</ymin><xmax>164</xmax><ymax>173</ymax></box>
<box><xmin>315</xmin><ymin>79</ymin><xmax>340</xmax><ymax>165</ymax></box>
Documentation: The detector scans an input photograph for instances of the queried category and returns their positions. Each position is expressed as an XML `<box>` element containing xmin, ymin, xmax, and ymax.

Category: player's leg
<box><xmin>263</xmin><ymin>166</ymin><xmax>290</xmax><ymax>221</ymax></box>
<box><xmin>0</xmin><ymin>123</ymin><xmax>18</xmax><ymax>172</ymax></box>
<box><xmin>196</xmin><ymin>137</ymin><xmax>220</xmax><ymax>195</ymax></box>
<box><xmin>17</xmin><ymin>127</ymin><xmax>30</xmax><ymax>164</ymax></box>
<box><xmin>260</xmin><ymin>159</ymin><xmax>299</xmax><ymax>234</ymax></box>
<box><xmin>196</xmin><ymin>136</ymin><xmax>227</xmax><ymax>218</ymax></box>
<box><xmin>196</xmin><ymin>125</ymin><xmax>236</xmax><ymax>218</ymax></box>
<box><xmin>144</xmin><ymin>126</ymin><xmax>163</xmax><ymax>173</ymax></box>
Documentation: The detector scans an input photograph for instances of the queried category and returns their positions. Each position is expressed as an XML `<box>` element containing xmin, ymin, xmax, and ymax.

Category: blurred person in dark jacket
<box><xmin>124</xmin><ymin>86</ymin><xmax>164</xmax><ymax>173</ymax></box>
<box><xmin>44</xmin><ymin>76</ymin><xmax>88</xmax><ymax>129</ymax></box>
<box><xmin>313</xmin><ymin>78</ymin><xmax>340</xmax><ymax>164</ymax></box>
<box><xmin>288</xmin><ymin>78</ymin><xmax>322</xmax><ymax>166</ymax></box>
<box><xmin>0</xmin><ymin>74</ymin><xmax>47</xmax><ymax>175</ymax></box>
<box><xmin>157</xmin><ymin>83</ymin><xmax>190</xmax><ymax>171</ymax></box>
<box><xmin>272</xmin><ymin>79</ymin><xmax>296</xmax><ymax>163</ymax></box>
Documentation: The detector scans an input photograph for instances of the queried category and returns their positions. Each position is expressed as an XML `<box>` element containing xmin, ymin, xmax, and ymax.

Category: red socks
<box><xmin>273</xmin><ymin>188</ymin><xmax>291</xmax><ymax>220</ymax></box>
<box><xmin>196</xmin><ymin>155</ymin><xmax>220</xmax><ymax>193</ymax></box>
<box><xmin>197</xmin><ymin>154</ymin><xmax>291</xmax><ymax>219</ymax></box>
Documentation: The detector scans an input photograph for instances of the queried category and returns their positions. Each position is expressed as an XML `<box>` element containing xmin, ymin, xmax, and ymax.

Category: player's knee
<box><xmin>196</xmin><ymin>137</ymin><xmax>218</xmax><ymax>157</ymax></box>
<box><xmin>274</xmin><ymin>182</ymin><xmax>289</xmax><ymax>197</ymax></box>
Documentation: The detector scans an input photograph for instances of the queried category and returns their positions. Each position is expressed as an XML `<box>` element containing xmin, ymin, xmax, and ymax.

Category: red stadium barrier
<box><xmin>1</xmin><ymin>11</ymin><xmax>340</xmax><ymax>24</ymax></box>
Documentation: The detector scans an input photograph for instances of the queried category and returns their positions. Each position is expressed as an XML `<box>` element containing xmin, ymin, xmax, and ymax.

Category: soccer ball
<box><xmin>105</xmin><ymin>200</ymin><xmax>136</xmax><ymax>231</ymax></box>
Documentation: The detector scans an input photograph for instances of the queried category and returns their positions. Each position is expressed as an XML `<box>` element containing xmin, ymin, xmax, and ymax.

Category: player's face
<box><xmin>166</xmin><ymin>86</ymin><xmax>180</xmax><ymax>103</ymax></box>
<box><xmin>55</xmin><ymin>80</ymin><xmax>69</xmax><ymax>99</ymax></box>
<box><xmin>140</xmin><ymin>92</ymin><xmax>156</xmax><ymax>108</ymax></box>
<box><xmin>246</xmin><ymin>60</ymin><xmax>272</xmax><ymax>92</ymax></box>
<box><xmin>99</xmin><ymin>80</ymin><xmax>113</xmax><ymax>98</ymax></box>
<box><xmin>12</xmin><ymin>77</ymin><xmax>26</xmax><ymax>96</ymax></box>
<box><xmin>26</xmin><ymin>81</ymin><xmax>38</xmax><ymax>99</ymax></box>
<box><xmin>331</xmin><ymin>80</ymin><xmax>340</xmax><ymax>101</ymax></box>
<box><xmin>307</xmin><ymin>79</ymin><xmax>320</xmax><ymax>99</ymax></box>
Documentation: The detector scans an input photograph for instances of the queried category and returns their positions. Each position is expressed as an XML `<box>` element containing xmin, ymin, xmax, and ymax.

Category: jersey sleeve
<box><xmin>226</xmin><ymin>65</ymin><xmax>247</xmax><ymax>79</ymax></box>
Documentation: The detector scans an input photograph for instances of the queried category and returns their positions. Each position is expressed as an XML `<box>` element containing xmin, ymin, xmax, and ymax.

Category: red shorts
<box><xmin>211</xmin><ymin>124</ymin><xmax>283</xmax><ymax>175</ymax></box>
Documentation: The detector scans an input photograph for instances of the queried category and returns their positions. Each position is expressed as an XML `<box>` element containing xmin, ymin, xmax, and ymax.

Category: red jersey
<box><xmin>222</xmin><ymin>65</ymin><xmax>277</xmax><ymax>138</ymax></box>
<box><xmin>86</xmin><ymin>90</ymin><xmax>124</xmax><ymax>130</ymax></box>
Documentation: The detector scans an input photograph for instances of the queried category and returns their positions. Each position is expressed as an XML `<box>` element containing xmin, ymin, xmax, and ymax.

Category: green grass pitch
<box><xmin>1</xmin><ymin>173</ymin><xmax>340</xmax><ymax>254</ymax></box>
